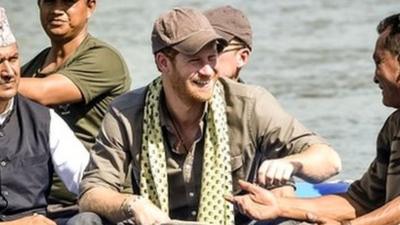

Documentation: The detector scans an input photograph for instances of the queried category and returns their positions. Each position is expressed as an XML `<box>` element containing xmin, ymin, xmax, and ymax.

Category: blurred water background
<box><xmin>1</xmin><ymin>0</ymin><xmax>398</xmax><ymax>181</ymax></box>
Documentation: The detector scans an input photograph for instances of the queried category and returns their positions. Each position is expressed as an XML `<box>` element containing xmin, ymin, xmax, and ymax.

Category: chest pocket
<box><xmin>231</xmin><ymin>155</ymin><xmax>243</xmax><ymax>172</ymax></box>
<box><xmin>18</xmin><ymin>154</ymin><xmax>49</xmax><ymax>167</ymax></box>
<box><xmin>0</xmin><ymin>153</ymin><xmax>50</xmax><ymax>170</ymax></box>
<box><xmin>230</xmin><ymin>155</ymin><xmax>244</xmax><ymax>194</ymax></box>
<box><xmin>1</xmin><ymin>153</ymin><xmax>51</xmax><ymax>192</ymax></box>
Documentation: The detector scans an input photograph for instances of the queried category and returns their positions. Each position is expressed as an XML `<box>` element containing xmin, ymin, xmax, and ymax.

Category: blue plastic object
<box><xmin>295</xmin><ymin>181</ymin><xmax>351</xmax><ymax>197</ymax></box>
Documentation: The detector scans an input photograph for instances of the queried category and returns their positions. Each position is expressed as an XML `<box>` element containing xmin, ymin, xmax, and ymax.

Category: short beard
<box><xmin>169</xmin><ymin>62</ymin><xmax>215</xmax><ymax>104</ymax></box>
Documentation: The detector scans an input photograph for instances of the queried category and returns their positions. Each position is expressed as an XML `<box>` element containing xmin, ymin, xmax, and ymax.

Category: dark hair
<box><xmin>377</xmin><ymin>13</ymin><xmax>400</xmax><ymax>55</ymax></box>
<box><xmin>154</xmin><ymin>47</ymin><xmax>179</xmax><ymax>72</ymax></box>
<box><xmin>38</xmin><ymin>0</ymin><xmax>91</xmax><ymax>5</ymax></box>
<box><xmin>156</xmin><ymin>40</ymin><xmax>222</xmax><ymax>59</ymax></box>
<box><xmin>160</xmin><ymin>47</ymin><xmax>179</xmax><ymax>61</ymax></box>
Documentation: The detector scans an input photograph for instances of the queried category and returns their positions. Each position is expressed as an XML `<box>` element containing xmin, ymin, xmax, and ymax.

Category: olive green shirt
<box><xmin>347</xmin><ymin>110</ymin><xmax>400</xmax><ymax>212</ymax></box>
<box><xmin>22</xmin><ymin>34</ymin><xmax>131</xmax><ymax>204</ymax></box>
<box><xmin>22</xmin><ymin>34</ymin><xmax>131</xmax><ymax>150</ymax></box>
<box><xmin>80</xmin><ymin>78</ymin><xmax>326</xmax><ymax>222</ymax></box>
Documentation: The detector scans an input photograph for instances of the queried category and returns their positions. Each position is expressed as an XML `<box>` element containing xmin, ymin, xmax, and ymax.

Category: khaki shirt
<box><xmin>80</xmin><ymin>78</ymin><xmax>326</xmax><ymax>221</ymax></box>
<box><xmin>348</xmin><ymin>109</ymin><xmax>400</xmax><ymax>212</ymax></box>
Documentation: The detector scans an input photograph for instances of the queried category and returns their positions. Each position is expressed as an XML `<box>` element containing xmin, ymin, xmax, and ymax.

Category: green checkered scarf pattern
<box><xmin>140</xmin><ymin>77</ymin><xmax>234</xmax><ymax>225</ymax></box>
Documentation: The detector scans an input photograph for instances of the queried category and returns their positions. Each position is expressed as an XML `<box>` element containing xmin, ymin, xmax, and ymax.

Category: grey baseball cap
<box><xmin>204</xmin><ymin>5</ymin><xmax>252</xmax><ymax>50</ymax></box>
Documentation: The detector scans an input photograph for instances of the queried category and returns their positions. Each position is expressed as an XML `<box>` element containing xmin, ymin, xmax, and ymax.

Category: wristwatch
<box><xmin>121</xmin><ymin>195</ymin><xmax>142</xmax><ymax>219</ymax></box>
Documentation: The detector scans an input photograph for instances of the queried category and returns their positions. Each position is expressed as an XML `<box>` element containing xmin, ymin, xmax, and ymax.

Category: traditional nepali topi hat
<box><xmin>0</xmin><ymin>7</ymin><xmax>16</xmax><ymax>47</ymax></box>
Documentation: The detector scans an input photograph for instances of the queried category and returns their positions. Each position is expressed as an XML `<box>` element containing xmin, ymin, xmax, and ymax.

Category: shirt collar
<box><xmin>159</xmin><ymin>91</ymin><xmax>208</xmax><ymax>154</ymax></box>
<box><xmin>0</xmin><ymin>98</ymin><xmax>14</xmax><ymax>125</ymax></box>
<box><xmin>159</xmin><ymin>90</ymin><xmax>208</xmax><ymax>128</ymax></box>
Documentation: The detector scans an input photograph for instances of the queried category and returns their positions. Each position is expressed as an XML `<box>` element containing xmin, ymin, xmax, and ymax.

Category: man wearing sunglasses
<box><xmin>71</xmin><ymin>7</ymin><xmax>341</xmax><ymax>225</ymax></box>
<box><xmin>205</xmin><ymin>5</ymin><xmax>252</xmax><ymax>82</ymax></box>
<box><xmin>205</xmin><ymin>6</ymin><xmax>337</xmax><ymax>203</ymax></box>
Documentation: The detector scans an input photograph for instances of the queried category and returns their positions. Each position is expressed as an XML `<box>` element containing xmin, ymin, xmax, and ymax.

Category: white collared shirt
<box><xmin>0</xmin><ymin>98</ymin><xmax>13</xmax><ymax>125</ymax></box>
<box><xmin>0</xmin><ymin>98</ymin><xmax>89</xmax><ymax>195</ymax></box>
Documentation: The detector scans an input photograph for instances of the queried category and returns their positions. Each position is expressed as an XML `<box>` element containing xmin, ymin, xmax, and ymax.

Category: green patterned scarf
<box><xmin>140</xmin><ymin>77</ymin><xmax>234</xmax><ymax>225</ymax></box>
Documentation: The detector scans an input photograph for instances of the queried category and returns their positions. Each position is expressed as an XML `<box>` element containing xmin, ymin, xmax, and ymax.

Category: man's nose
<box><xmin>51</xmin><ymin>0</ymin><xmax>68</xmax><ymax>12</ymax></box>
<box><xmin>0</xmin><ymin>61</ymin><xmax>14</xmax><ymax>77</ymax></box>
<box><xmin>373</xmin><ymin>69</ymin><xmax>379</xmax><ymax>84</ymax></box>
<box><xmin>198</xmin><ymin>64</ymin><xmax>215</xmax><ymax>77</ymax></box>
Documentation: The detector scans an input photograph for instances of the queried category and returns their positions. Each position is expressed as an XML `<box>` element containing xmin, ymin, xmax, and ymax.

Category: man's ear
<box><xmin>236</xmin><ymin>48</ymin><xmax>251</xmax><ymax>68</ymax></box>
<box><xmin>155</xmin><ymin>52</ymin><xmax>171</xmax><ymax>73</ymax></box>
<box><xmin>397</xmin><ymin>55</ymin><xmax>400</xmax><ymax>83</ymax></box>
<box><xmin>87</xmin><ymin>0</ymin><xmax>96</xmax><ymax>19</ymax></box>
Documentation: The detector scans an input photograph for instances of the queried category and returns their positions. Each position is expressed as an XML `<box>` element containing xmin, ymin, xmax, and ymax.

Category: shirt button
<box><xmin>191</xmin><ymin>211</ymin><xmax>197</xmax><ymax>216</ymax></box>
<box><xmin>189</xmin><ymin>192</ymin><xmax>194</xmax><ymax>197</ymax></box>
<box><xmin>0</xmin><ymin>161</ymin><xmax>7</xmax><ymax>167</ymax></box>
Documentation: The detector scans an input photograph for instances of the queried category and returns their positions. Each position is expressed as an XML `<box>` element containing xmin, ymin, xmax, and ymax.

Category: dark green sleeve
<box><xmin>58</xmin><ymin>45</ymin><xmax>130</xmax><ymax>104</ymax></box>
<box><xmin>347</xmin><ymin>115</ymin><xmax>394</xmax><ymax>211</ymax></box>
<box><xmin>347</xmin><ymin>158</ymin><xmax>387</xmax><ymax>212</ymax></box>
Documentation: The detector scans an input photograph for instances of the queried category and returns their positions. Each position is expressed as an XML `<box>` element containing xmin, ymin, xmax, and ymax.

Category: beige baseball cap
<box><xmin>151</xmin><ymin>7</ymin><xmax>227</xmax><ymax>55</ymax></box>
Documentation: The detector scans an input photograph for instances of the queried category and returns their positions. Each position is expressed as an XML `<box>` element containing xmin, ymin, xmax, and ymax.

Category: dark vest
<box><xmin>0</xmin><ymin>94</ymin><xmax>52</xmax><ymax>221</ymax></box>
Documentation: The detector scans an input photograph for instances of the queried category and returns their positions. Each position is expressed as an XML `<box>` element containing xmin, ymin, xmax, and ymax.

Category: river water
<box><xmin>1</xmin><ymin>0</ymin><xmax>398</xmax><ymax>180</ymax></box>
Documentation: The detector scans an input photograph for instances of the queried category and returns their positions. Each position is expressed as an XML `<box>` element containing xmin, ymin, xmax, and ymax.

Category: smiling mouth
<box><xmin>194</xmin><ymin>80</ymin><xmax>210</xmax><ymax>86</ymax></box>
<box><xmin>49</xmin><ymin>19</ymin><xmax>66</xmax><ymax>25</ymax></box>
<box><xmin>0</xmin><ymin>78</ymin><xmax>15</xmax><ymax>85</ymax></box>
<box><xmin>0</xmin><ymin>83</ymin><xmax>15</xmax><ymax>90</ymax></box>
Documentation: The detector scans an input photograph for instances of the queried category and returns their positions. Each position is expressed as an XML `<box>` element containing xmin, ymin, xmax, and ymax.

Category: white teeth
<box><xmin>195</xmin><ymin>80</ymin><xmax>209</xmax><ymax>85</ymax></box>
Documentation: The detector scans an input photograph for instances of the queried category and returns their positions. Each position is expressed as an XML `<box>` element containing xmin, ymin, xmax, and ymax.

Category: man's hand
<box><xmin>225</xmin><ymin>180</ymin><xmax>280</xmax><ymax>221</ymax></box>
<box><xmin>305</xmin><ymin>212</ymin><xmax>342</xmax><ymax>225</ymax></box>
<box><xmin>5</xmin><ymin>214</ymin><xmax>56</xmax><ymax>225</ymax></box>
<box><xmin>270</xmin><ymin>185</ymin><xmax>295</xmax><ymax>197</ymax></box>
<box><xmin>131</xmin><ymin>197</ymin><xmax>171</xmax><ymax>225</ymax></box>
<box><xmin>258</xmin><ymin>159</ymin><xmax>300</xmax><ymax>186</ymax></box>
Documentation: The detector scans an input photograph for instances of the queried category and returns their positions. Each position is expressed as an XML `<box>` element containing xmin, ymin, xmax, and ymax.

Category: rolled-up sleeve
<box><xmin>251</xmin><ymin>87</ymin><xmax>327</xmax><ymax>157</ymax></box>
<box><xmin>346</xmin><ymin>113</ymin><xmax>396</xmax><ymax>211</ymax></box>
<box><xmin>79</xmin><ymin>108</ymin><xmax>132</xmax><ymax>197</ymax></box>
<box><xmin>347</xmin><ymin>159</ymin><xmax>386</xmax><ymax>211</ymax></box>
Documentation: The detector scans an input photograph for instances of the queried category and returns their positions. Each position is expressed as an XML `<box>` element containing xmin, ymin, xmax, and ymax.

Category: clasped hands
<box><xmin>225</xmin><ymin>180</ymin><xmax>343</xmax><ymax>224</ymax></box>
